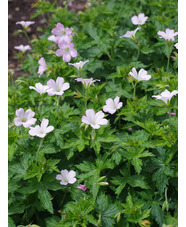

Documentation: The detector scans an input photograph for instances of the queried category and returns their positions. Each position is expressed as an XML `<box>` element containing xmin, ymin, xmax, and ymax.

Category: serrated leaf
<box><xmin>45</xmin><ymin>216</ymin><xmax>60</xmax><ymax>227</ymax></box>
<box><xmin>40</xmin><ymin>144</ymin><xmax>58</xmax><ymax>154</ymax></box>
<box><xmin>38</xmin><ymin>188</ymin><xmax>53</xmax><ymax>214</ymax></box>
<box><xmin>8</xmin><ymin>216</ymin><xmax>16</xmax><ymax>227</ymax></box>
<box><xmin>131</xmin><ymin>157</ymin><xmax>143</xmax><ymax>174</ymax></box>
<box><xmin>151</xmin><ymin>203</ymin><xmax>164</xmax><ymax>226</ymax></box>
<box><xmin>128</xmin><ymin>175</ymin><xmax>150</xmax><ymax>189</ymax></box>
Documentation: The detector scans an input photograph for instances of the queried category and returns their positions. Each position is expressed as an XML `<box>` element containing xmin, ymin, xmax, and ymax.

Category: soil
<box><xmin>8</xmin><ymin>0</ymin><xmax>87</xmax><ymax>80</ymax></box>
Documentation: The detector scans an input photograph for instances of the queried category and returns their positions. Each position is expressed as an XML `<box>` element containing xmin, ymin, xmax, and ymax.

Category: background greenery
<box><xmin>8</xmin><ymin>0</ymin><xmax>178</xmax><ymax>226</ymax></box>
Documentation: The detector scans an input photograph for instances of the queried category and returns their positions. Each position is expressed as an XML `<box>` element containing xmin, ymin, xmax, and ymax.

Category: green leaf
<box><xmin>8</xmin><ymin>216</ymin><xmax>16</xmax><ymax>227</ymax></box>
<box><xmin>45</xmin><ymin>216</ymin><xmax>60</xmax><ymax>227</ymax></box>
<box><xmin>8</xmin><ymin>202</ymin><xmax>28</xmax><ymax>215</ymax></box>
<box><xmin>128</xmin><ymin>175</ymin><xmax>150</xmax><ymax>189</ymax></box>
<box><xmin>96</xmin><ymin>194</ymin><xmax>121</xmax><ymax>227</ymax></box>
<box><xmin>131</xmin><ymin>157</ymin><xmax>143</xmax><ymax>174</ymax></box>
<box><xmin>151</xmin><ymin>202</ymin><xmax>164</xmax><ymax>226</ymax></box>
<box><xmin>40</xmin><ymin>144</ymin><xmax>58</xmax><ymax>154</ymax></box>
<box><xmin>38</xmin><ymin>188</ymin><xmax>54</xmax><ymax>214</ymax></box>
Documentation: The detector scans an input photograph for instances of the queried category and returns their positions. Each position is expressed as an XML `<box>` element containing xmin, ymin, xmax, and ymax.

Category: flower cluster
<box><xmin>29</xmin><ymin>77</ymin><xmax>70</xmax><ymax>96</ymax></box>
<box><xmin>50</xmin><ymin>23</ymin><xmax>77</xmax><ymax>62</ymax></box>
<box><xmin>14</xmin><ymin>21</ymin><xmax>34</xmax><ymax>54</ymax></box>
<box><xmin>120</xmin><ymin>13</ymin><xmax>148</xmax><ymax>40</ymax></box>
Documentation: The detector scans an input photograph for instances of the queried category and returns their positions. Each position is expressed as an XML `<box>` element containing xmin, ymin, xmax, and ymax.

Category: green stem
<box><xmin>23</xmin><ymin>30</ymin><xmax>31</xmax><ymax>42</ymax></box>
<box><xmin>111</xmin><ymin>41</ymin><xmax>115</xmax><ymax>60</ymax></box>
<box><xmin>168</xmin><ymin>105</ymin><xmax>172</xmax><ymax>131</ymax></box>
<box><xmin>56</xmin><ymin>96</ymin><xmax>60</xmax><ymax>126</ymax></box>
<box><xmin>36</xmin><ymin>138</ymin><xmax>44</xmax><ymax>163</ymax></box>
<box><xmin>114</xmin><ymin>0</ymin><xmax>124</xmax><ymax>26</ymax></box>
<box><xmin>167</xmin><ymin>51</ymin><xmax>170</xmax><ymax>72</ymax></box>
<box><xmin>15</xmin><ymin>141</ymin><xmax>25</xmax><ymax>152</ymax></box>
<box><xmin>166</xmin><ymin>42</ymin><xmax>172</xmax><ymax>72</ymax></box>
<box><xmin>20</xmin><ymin>126</ymin><xmax>26</xmax><ymax>146</ymax></box>
<box><xmin>59</xmin><ymin>188</ymin><xmax>67</xmax><ymax>207</ymax></box>
<box><xmin>38</xmin><ymin>95</ymin><xmax>43</xmax><ymax>120</ymax></box>
<box><xmin>137</xmin><ymin>44</ymin><xmax>140</xmax><ymax>61</ymax></box>
<box><xmin>133</xmin><ymin>82</ymin><xmax>137</xmax><ymax>98</ymax></box>
<box><xmin>135</xmin><ymin>40</ymin><xmax>140</xmax><ymax>61</ymax></box>
<box><xmin>84</xmin><ymin>87</ymin><xmax>87</xmax><ymax>109</ymax></box>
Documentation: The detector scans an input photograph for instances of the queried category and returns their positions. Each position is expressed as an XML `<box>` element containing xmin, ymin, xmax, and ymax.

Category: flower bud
<box><xmin>98</xmin><ymin>176</ymin><xmax>106</xmax><ymax>182</ymax></box>
<box><xmin>98</xmin><ymin>182</ymin><xmax>109</xmax><ymax>186</ymax></box>
<box><xmin>114</xmin><ymin>212</ymin><xmax>121</xmax><ymax>223</ymax></box>
<box><xmin>162</xmin><ymin>201</ymin><xmax>169</xmax><ymax>212</ymax></box>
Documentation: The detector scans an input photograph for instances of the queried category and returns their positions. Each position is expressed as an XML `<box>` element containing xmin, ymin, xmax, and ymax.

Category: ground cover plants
<box><xmin>8</xmin><ymin>0</ymin><xmax>178</xmax><ymax>226</ymax></box>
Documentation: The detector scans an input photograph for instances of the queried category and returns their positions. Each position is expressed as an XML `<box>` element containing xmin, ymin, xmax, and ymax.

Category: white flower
<box><xmin>152</xmin><ymin>89</ymin><xmax>178</xmax><ymax>104</ymax></box>
<box><xmin>103</xmin><ymin>96</ymin><xmax>123</xmax><ymax>114</ymax></box>
<box><xmin>38</xmin><ymin>57</ymin><xmax>47</xmax><ymax>78</ymax></box>
<box><xmin>129</xmin><ymin>67</ymin><xmax>151</xmax><ymax>81</ymax></box>
<box><xmin>75</xmin><ymin>77</ymin><xmax>100</xmax><ymax>89</ymax></box>
<box><xmin>174</xmin><ymin>43</ymin><xmax>178</xmax><ymax>49</ymax></box>
<box><xmin>56</xmin><ymin>169</ymin><xmax>77</xmax><ymax>185</ymax></box>
<box><xmin>47</xmin><ymin>77</ymin><xmax>70</xmax><ymax>96</ymax></box>
<box><xmin>157</xmin><ymin>28</ymin><xmax>178</xmax><ymax>41</ymax></box>
<box><xmin>68</xmin><ymin>60</ymin><xmax>89</xmax><ymax>71</ymax></box>
<box><xmin>29</xmin><ymin>118</ymin><xmax>54</xmax><ymax>138</ymax></box>
<box><xmin>120</xmin><ymin>27</ymin><xmax>140</xmax><ymax>39</ymax></box>
<box><xmin>29</xmin><ymin>83</ymin><xmax>49</xmax><ymax>95</ymax></box>
<box><xmin>82</xmin><ymin>109</ymin><xmax>108</xmax><ymax>129</ymax></box>
<box><xmin>16</xmin><ymin>21</ymin><xmax>35</xmax><ymax>29</ymax></box>
<box><xmin>14</xmin><ymin>45</ymin><xmax>31</xmax><ymax>52</ymax></box>
<box><xmin>131</xmin><ymin>13</ymin><xmax>148</xmax><ymax>25</ymax></box>
<box><xmin>48</xmin><ymin>35</ymin><xmax>57</xmax><ymax>42</ymax></box>
<box><xmin>14</xmin><ymin>108</ymin><xmax>37</xmax><ymax>128</ymax></box>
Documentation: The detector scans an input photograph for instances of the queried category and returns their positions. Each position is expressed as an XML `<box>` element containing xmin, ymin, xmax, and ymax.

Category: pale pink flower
<box><xmin>14</xmin><ymin>45</ymin><xmax>31</xmax><ymax>52</ymax></box>
<box><xmin>14</xmin><ymin>108</ymin><xmax>37</xmax><ymax>128</ymax></box>
<box><xmin>174</xmin><ymin>43</ymin><xmax>178</xmax><ymax>49</ymax></box>
<box><xmin>68</xmin><ymin>2</ymin><xmax>73</xmax><ymax>7</ymax></box>
<box><xmin>56</xmin><ymin>169</ymin><xmax>77</xmax><ymax>185</ymax></box>
<box><xmin>120</xmin><ymin>27</ymin><xmax>140</xmax><ymax>39</ymax></box>
<box><xmin>75</xmin><ymin>77</ymin><xmax>100</xmax><ymax>89</ymax></box>
<box><xmin>77</xmin><ymin>184</ymin><xmax>87</xmax><ymax>191</ymax></box>
<box><xmin>103</xmin><ymin>96</ymin><xmax>123</xmax><ymax>114</ymax></box>
<box><xmin>16</xmin><ymin>21</ymin><xmax>35</xmax><ymax>29</ymax></box>
<box><xmin>48</xmin><ymin>35</ymin><xmax>57</xmax><ymax>42</ymax></box>
<box><xmin>82</xmin><ymin>109</ymin><xmax>108</xmax><ymax>129</ymax></box>
<box><xmin>47</xmin><ymin>77</ymin><xmax>70</xmax><ymax>96</ymax></box>
<box><xmin>152</xmin><ymin>89</ymin><xmax>178</xmax><ymax>104</ymax></box>
<box><xmin>68</xmin><ymin>60</ymin><xmax>89</xmax><ymax>71</ymax></box>
<box><xmin>38</xmin><ymin>57</ymin><xmax>47</xmax><ymax>78</ymax></box>
<box><xmin>52</xmin><ymin>23</ymin><xmax>72</xmax><ymax>43</ymax></box>
<box><xmin>131</xmin><ymin>13</ymin><xmax>148</xmax><ymax>25</ymax></box>
<box><xmin>129</xmin><ymin>67</ymin><xmax>151</xmax><ymax>81</ymax></box>
<box><xmin>29</xmin><ymin>118</ymin><xmax>54</xmax><ymax>138</ymax></box>
<box><xmin>56</xmin><ymin>41</ymin><xmax>77</xmax><ymax>62</ymax></box>
<box><xmin>157</xmin><ymin>28</ymin><xmax>178</xmax><ymax>41</ymax></box>
<box><xmin>29</xmin><ymin>83</ymin><xmax>49</xmax><ymax>95</ymax></box>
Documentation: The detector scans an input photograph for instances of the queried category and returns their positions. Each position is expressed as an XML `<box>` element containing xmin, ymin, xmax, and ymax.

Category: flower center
<box><xmin>56</xmin><ymin>87</ymin><xmax>60</xmax><ymax>92</ymax></box>
<box><xmin>62</xmin><ymin>30</ymin><xmax>66</xmax><ymax>35</ymax></box>
<box><xmin>21</xmin><ymin>117</ymin><xmax>27</xmax><ymax>122</ymax></box>
<box><xmin>65</xmin><ymin>47</ymin><xmax>69</xmax><ymax>52</ymax></box>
